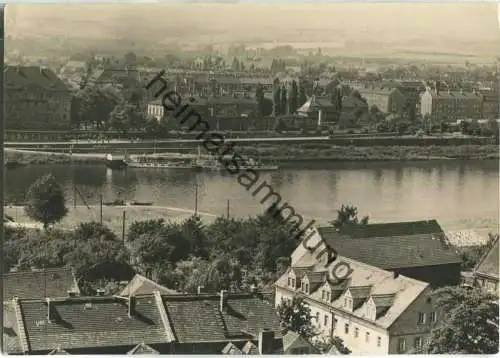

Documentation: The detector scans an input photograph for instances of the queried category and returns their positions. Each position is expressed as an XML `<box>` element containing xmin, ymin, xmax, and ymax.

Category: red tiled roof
<box><xmin>18</xmin><ymin>295</ymin><xmax>170</xmax><ymax>352</ymax></box>
<box><xmin>162</xmin><ymin>293</ymin><xmax>282</xmax><ymax>344</ymax></box>
<box><xmin>3</xmin><ymin>267</ymin><xmax>80</xmax><ymax>300</ymax></box>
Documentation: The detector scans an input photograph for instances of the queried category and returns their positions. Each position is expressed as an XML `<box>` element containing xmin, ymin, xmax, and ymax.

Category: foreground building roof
<box><xmin>3</xmin><ymin>267</ymin><xmax>80</xmax><ymax>301</ymax></box>
<box><xmin>317</xmin><ymin>220</ymin><xmax>461</xmax><ymax>270</ymax></box>
<box><xmin>120</xmin><ymin>274</ymin><xmax>178</xmax><ymax>296</ymax></box>
<box><xmin>162</xmin><ymin>293</ymin><xmax>282</xmax><ymax>344</ymax></box>
<box><xmin>475</xmin><ymin>237</ymin><xmax>499</xmax><ymax>281</ymax></box>
<box><xmin>278</xmin><ymin>230</ymin><xmax>431</xmax><ymax>331</ymax></box>
<box><xmin>4</xmin><ymin>291</ymin><xmax>283</xmax><ymax>354</ymax></box>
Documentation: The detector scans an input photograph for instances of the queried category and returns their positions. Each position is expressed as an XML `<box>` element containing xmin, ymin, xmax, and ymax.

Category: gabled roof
<box><xmin>348</xmin><ymin>285</ymin><xmax>372</xmax><ymax>298</ymax></box>
<box><xmin>475</xmin><ymin>237</ymin><xmax>499</xmax><ymax>281</ymax></box>
<box><xmin>241</xmin><ymin>340</ymin><xmax>259</xmax><ymax>354</ymax></box>
<box><xmin>162</xmin><ymin>293</ymin><xmax>282</xmax><ymax>345</ymax></box>
<box><xmin>48</xmin><ymin>347</ymin><xmax>70</xmax><ymax>355</ymax></box>
<box><xmin>297</xmin><ymin>96</ymin><xmax>334</xmax><ymax>114</ymax></box>
<box><xmin>222</xmin><ymin>342</ymin><xmax>243</xmax><ymax>354</ymax></box>
<box><xmin>16</xmin><ymin>295</ymin><xmax>171</xmax><ymax>352</ymax></box>
<box><xmin>3</xmin><ymin>301</ymin><xmax>24</xmax><ymax>354</ymax></box>
<box><xmin>303</xmin><ymin>271</ymin><xmax>327</xmax><ymax>283</ymax></box>
<box><xmin>120</xmin><ymin>274</ymin><xmax>178</xmax><ymax>296</ymax></box>
<box><xmin>317</xmin><ymin>220</ymin><xmax>461</xmax><ymax>270</ymax></box>
<box><xmin>3</xmin><ymin>267</ymin><xmax>80</xmax><ymax>300</ymax></box>
<box><xmin>127</xmin><ymin>342</ymin><xmax>160</xmax><ymax>355</ymax></box>
<box><xmin>371</xmin><ymin>293</ymin><xmax>396</xmax><ymax>308</ymax></box>
<box><xmin>275</xmin><ymin>235</ymin><xmax>430</xmax><ymax>329</ymax></box>
<box><xmin>282</xmin><ymin>331</ymin><xmax>318</xmax><ymax>353</ymax></box>
<box><xmin>5</xmin><ymin>66</ymin><xmax>69</xmax><ymax>92</ymax></box>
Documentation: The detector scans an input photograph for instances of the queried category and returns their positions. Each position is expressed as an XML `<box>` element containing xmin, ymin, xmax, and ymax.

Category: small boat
<box><xmin>105</xmin><ymin>154</ymin><xmax>127</xmax><ymax>169</ymax></box>
<box><xmin>129</xmin><ymin>201</ymin><xmax>154</xmax><ymax>206</ymax></box>
<box><xmin>4</xmin><ymin>160</ymin><xmax>28</xmax><ymax>169</ymax></box>
<box><xmin>103</xmin><ymin>199</ymin><xmax>126</xmax><ymax>206</ymax></box>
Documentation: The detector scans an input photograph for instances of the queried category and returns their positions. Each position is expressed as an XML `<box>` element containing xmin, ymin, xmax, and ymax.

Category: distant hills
<box><xmin>5</xmin><ymin>3</ymin><xmax>500</xmax><ymax>61</ymax></box>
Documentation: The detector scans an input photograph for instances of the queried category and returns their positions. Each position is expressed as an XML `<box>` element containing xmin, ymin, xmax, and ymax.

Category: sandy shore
<box><xmin>4</xmin><ymin>205</ymin><xmax>216</xmax><ymax>234</ymax></box>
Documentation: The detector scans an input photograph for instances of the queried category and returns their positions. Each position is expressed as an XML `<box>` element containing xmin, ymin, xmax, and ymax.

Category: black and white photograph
<box><xmin>1</xmin><ymin>1</ymin><xmax>499</xmax><ymax>355</ymax></box>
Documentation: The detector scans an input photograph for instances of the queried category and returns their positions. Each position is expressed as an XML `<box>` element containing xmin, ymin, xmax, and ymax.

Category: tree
<box><xmin>273</xmin><ymin>82</ymin><xmax>281</xmax><ymax>117</ymax></box>
<box><xmin>425</xmin><ymin>286</ymin><xmax>499</xmax><ymax>354</ymax></box>
<box><xmin>298</xmin><ymin>83</ymin><xmax>307</xmax><ymax>109</ymax></box>
<box><xmin>458</xmin><ymin>233</ymin><xmax>498</xmax><ymax>270</ymax></box>
<box><xmin>330</xmin><ymin>204</ymin><xmax>369</xmax><ymax>229</ymax></box>
<box><xmin>277</xmin><ymin>296</ymin><xmax>317</xmax><ymax>339</ymax></box>
<box><xmin>289</xmin><ymin>80</ymin><xmax>299</xmax><ymax>115</ymax></box>
<box><xmin>231</xmin><ymin>57</ymin><xmax>240</xmax><ymax>71</ymax></box>
<box><xmin>24</xmin><ymin>174</ymin><xmax>68</xmax><ymax>230</ymax></box>
<box><xmin>255</xmin><ymin>84</ymin><xmax>265</xmax><ymax>117</ymax></box>
<box><xmin>281</xmin><ymin>84</ymin><xmax>288</xmax><ymax>115</ymax></box>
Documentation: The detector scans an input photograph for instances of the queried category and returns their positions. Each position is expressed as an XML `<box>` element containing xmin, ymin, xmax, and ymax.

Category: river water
<box><xmin>5</xmin><ymin>160</ymin><xmax>499</xmax><ymax>231</ymax></box>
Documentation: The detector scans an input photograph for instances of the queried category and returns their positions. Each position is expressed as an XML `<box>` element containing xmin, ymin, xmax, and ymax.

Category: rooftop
<box><xmin>15</xmin><ymin>294</ymin><xmax>170</xmax><ymax>352</ymax></box>
<box><xmin>162</xmin><ymin>293</ymin><xmax>282</xmax><ymax>344</ymax></box>
<box><xmin>5</xmin><ymin>66</ymin><xmax>69</xmax><ymax>92</ymax></box>
<box><xmin>120</xmin><ymin>274</ymin><xmax>178</xmax><ymax>296</ymax></box>
<box><xmin>317</xmin><ymin>220</ymin><xmax>461</xmax><ymax>270</ymax></box>
<box><xmin>3</xmin><ymin>267</ymin><xmax>80</xmax><ymax>301</ymax></box>
<box><xmin>475</xmin><ymin>237</ymin><xmax>499</xmax><ymax>281</ymax></box>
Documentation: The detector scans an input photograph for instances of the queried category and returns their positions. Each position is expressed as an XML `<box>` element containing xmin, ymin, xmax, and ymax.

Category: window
<box><xmin>315</xmin><ymin>312</ymin><xmax>320</xmax><ymax>324</ymax></box>
<box><xmin>344</xmin><ymin>297</ymin><xmax>352</xmax><ymax>310</ymax></box>
<box><xmin>305</xmin><ymin>283</ymin><xmax>309</xmax><ymax>293</ymax></box>
<box><xmin>354</xmin><ymin>327</ymin><xmax>359</xmax><ymax>338</ymax></box>
<box><xmin>288</xmin><ymin>277</ymin><xmax>291</xmax><ymax>287</ymax></box>
<box><xmin>344</xmin><ymin>323</ymin><xmax>349</xmax><ymax>334</ymax></box>
<box><xmin>377</xmin><ymin>337</ymin><xmax>381</xmax><ymax>347</ymax></box>
<box><xmin>398</xmin><ymin>338</ymin><xmax>406</xmax><ymax>353</ymax></box>
<box><xmin>365</xmin><ymin>332</ymin><xmax>370</xmax><ymax>343</ymax></box>
<box><xmin>429</xmin><ymin>312</ymin><xmax>437</xmax><ymax>323</ymax></box>
<box><xmin>326</xmin><ymin>291</ymin><xmax>330</xmax><ymax>301</ymax></box>
<box><xmin>417</xmin><ymin>312</ymin><xmax>426</xmax><ymax>324</ymax></box>
<box><xmin>414</xmin><ymin>337</ymin><xmax>423</xmax><ymax>349</ymax></box>
<box><xmin>322</xmin><ymin>290</ymin><xmax>325</xmax><ymax>300</ymax></box>
<box><xmin>324</xmin><ymin>315</ymin><xmax>328</xmax><ymax>326</ymax></box>
<box><xmin>291</xmin><ymin>278</ymin><xmax>295</xmax><ymax>288</ymax></box>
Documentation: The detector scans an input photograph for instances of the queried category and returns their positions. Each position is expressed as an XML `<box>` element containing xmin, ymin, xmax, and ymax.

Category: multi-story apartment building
<box><xmin>473</xmin><ymin>237</ymin><xmax>499</xmax><ymax>295</ymax></box>
<box><xmin>275</xmin><ymin>230</ymin><xmax>441</xmax><ymax>355</ymax></box>
<box><xmin>5</xmin><ymin>66</ymin><xmax>72</xmax><ymax>130</ymax></box>
<box><xmin>420</xmin><ymin>87</ymin><xmax>482</xmax><ymax>122</ymax></box>
<box><xmin>478</xmin><ymin>89</ymin><xmax>500</xmax><ymax>119</ymax></box>
<box><xmin>317</xmin><ymin>220</ymin><xmax>462</xmax><ymax>288</ymax></box>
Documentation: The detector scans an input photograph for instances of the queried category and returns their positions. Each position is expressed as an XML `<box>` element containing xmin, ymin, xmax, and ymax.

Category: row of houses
<box><xmin>2</xmin><ymin>269</ymin><xmax>294</xmax><ymax>355</ymax></box>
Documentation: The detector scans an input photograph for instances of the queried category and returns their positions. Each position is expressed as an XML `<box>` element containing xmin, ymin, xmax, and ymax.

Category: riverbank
<box><xmin>6</xmin><ymin>144</ymin><xmax>499</xmax><ymax>166</ymax></box>
<box><xmin>4</xmin><ymin>205</ymin><xmax>216</xmax><ymax>234</ymax></box>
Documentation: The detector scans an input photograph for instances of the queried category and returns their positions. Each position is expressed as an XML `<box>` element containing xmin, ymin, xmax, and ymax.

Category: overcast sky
<box><xmin>5</xmin><ymin>2</ymin><xmax>500</xmax><ymax>46</ymax></box>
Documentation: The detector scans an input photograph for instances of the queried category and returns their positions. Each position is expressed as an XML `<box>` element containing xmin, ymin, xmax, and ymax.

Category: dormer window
<box><xmin>304</xmin><ymin>283</ymin><xmax>309</xmax><ymax>293</ymax></box>
<box><xmin>344</xmin><ymin>297</ymin><xmax>352</xmax><ymax>310</ymax></box>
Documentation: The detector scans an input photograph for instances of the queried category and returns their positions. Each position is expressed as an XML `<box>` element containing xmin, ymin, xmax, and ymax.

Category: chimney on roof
<box><xmin>128</xmin><ymin>295</ymin><xmax>136</xmax><ymax>318</ymax></box>
<box><xmin>46</xmin><ymin>298</ymin><xmax>52</xmax><ymax>323</ymax></box>
<box><xmin>219</xmin><ymin>290</ymin><xmax>228</xmax><ymax>312</ymax></box>
<box><xmin>96</xmin><ymin>289</ymin><xmax>105</xmax><ymax>296</ymax></box>
<box><xmin>258</xmin><ymin>329</ymin><xmax>275</xmax><ymax>354</ymax></box>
